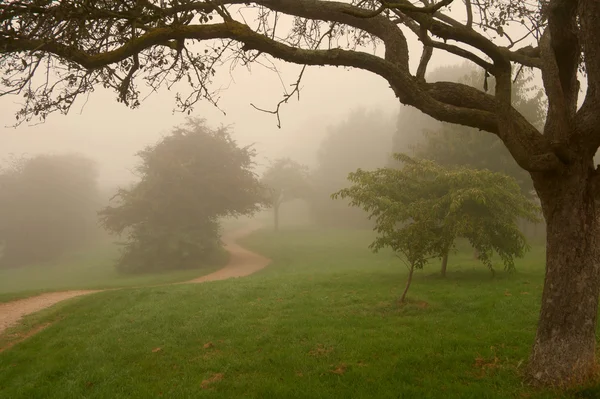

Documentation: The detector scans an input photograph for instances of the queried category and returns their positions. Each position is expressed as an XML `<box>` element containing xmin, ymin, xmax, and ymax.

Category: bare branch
<box><xmin>250</xmin><ymin>65</ymin><xmax>307</xmax><ymax>129</ymax></box>
<box><xmin>396</xmin><ymin>14</ymin><xmax>494</xmax><ymax>71</ymax></box>
<box><xmin>249</xmin><ymin>21</ymin><xmax>337</xmax><ymax>127</ymax></box>
<box><xmin>0</xmin><ymin>0</ymin><xmax>559</xmax><ymax>172</ymax></box>
<box><xmin>342</xmin><ymin>0</ymin><xmax>455</xmax><ymax>19</ymax></box>
<box><xmin>465</xmin><ymin>0</ymin><xmax>473</xmax><ymax>28</ymax></box>
<box><xmin>416</xmin><ymin>45</ymin><xmax>432</xmax><ymax>80</ymax></box>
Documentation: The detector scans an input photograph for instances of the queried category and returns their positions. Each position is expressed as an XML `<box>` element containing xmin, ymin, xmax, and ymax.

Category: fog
<box><xmin>0</xmin><ymin>1</ymin><xmax>571</xmax><ymax>193</ymax></box>
<box><xmin>0</xmin><ymin>4</ymin><xmax>474</xmax><ymax>189</ymax></box>
<box><xmin>0</xmin><ymin>4</ymin><xmax>554</xmax><ymax>274</ymax></box>
<box><xmin>0</xmin><ymin>64</ymin><xmax>403</xmax><ymax>188</ymax></box>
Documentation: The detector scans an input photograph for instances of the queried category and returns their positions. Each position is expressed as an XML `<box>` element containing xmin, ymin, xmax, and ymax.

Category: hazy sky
<box><xmin>0</xmin><ymin>53</ymin><xmax>407</xmax><ymax>187</ymax></box>
<box><xmin>0</xmin><ymin>3</ymin><xmax>540</xmax><ymax>188</ymax></box>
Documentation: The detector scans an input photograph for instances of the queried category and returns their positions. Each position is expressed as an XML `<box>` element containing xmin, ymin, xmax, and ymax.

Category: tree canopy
<box><xmin>99</xmin><ymin>117</ymin><xmax>265</xmax><ymax>273</ymax></box>
<box><xmin>261</xmin><ymin>158</ymin><xmax>309</xmax><ymax>231</ymax></box>
<box><xmin>2</xmin><ymin>0</ymin><xmax>600</xmax><ymax>386</ymax></box>
<box><xmin>0</xmin><ymin>153</ymin><xmax>100</xmax><ymax>268</ymax></box>
<box><xmin>333</xmin><ymin>153</ymin><xmax>541</xmax><ymax>301</ymax></box>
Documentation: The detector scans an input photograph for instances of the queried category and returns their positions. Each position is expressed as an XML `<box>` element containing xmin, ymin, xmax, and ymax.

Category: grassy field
<box><xmin>0</xmin><ymin>238</ymin><xmax>227</xmax><ymax>303</ymax></box>
<box><xmin>0</xmin><ymin>227</ymin><xmax>598</xmax><ymax>398</ymax></box>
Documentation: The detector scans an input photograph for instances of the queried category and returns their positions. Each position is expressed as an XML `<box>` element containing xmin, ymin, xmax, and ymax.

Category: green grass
<box><xmin>0</xmin><ymin>239</ymin><xmax>228</xmax><ymax>303</ymax></box>
<box><xmin>0</xmin><ymin>227</ymin><xmax>598</xmax><ymax>398</ymax></box>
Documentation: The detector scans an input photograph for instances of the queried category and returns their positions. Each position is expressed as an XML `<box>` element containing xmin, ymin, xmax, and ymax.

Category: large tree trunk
<box><xmin>528</xmin><ymin>165</ymin><xmax>600</xmax><ymax>386</ymax></box>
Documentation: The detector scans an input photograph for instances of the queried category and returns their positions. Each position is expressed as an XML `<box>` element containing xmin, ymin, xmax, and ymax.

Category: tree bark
<box><xmin>528</xmin><ymin>164</ymin><xmax>600</xmax><ymax>386</ymax></box>
<box><xmin>441</xmin><ymin>251</ymin><xmax>449</xmax><ymax>277</ymax></box>
<box><xmin>400</xmin><ymin>263</ymin><xmax>415</xmax><ymax>304</ymax></box>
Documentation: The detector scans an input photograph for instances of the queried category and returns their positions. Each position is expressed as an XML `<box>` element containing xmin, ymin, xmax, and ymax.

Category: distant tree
<box><xmin>333</xmin><ymin>154</ymin><xmax>540</xmax><ymax>299</ymax></box>
<box><xmin>99</xmin><ymin>118</ymin><xmax>265</xmax><ymax>273</ymax></box>
<box><xmin>261</xmin><ymin>158</ymin><xmax>309</xmax><ymax>231</ymax></box>
<box><xmin>0</xmin><ymin>153</ymin><xmax>100</xmax><ymax>268</ymax></box>
<box><xmin>310</xmin><ymin>107</ymin><xmax>394</xmax><ymax>228</ymax></box>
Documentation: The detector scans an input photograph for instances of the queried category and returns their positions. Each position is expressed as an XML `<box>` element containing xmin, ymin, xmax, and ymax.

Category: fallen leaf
<box><xmin>473</xmin><ymin>354</ymin><xmax>500</xmax><ymax>376</ymax></box>
<box><xmin>309</xmin><ymin>344</ymin><xmax>333</xmax><ymax>357</ymax></box>
<box><xmin>152</xmin><ymin>347</ymin><xmax>162</xmax><ymax>353</ymax></box>
<box><xmin>296</xmin><ymin>371</ymin><xmax>303</xmax><ymax>377</ymax></box>
<box><xmin>504</xmin><ymin>291</ymin><xmax>512</xmax><ymax>296</ymax></box>
<box><xmin>200</xmin><ymin>373</ymin><xmax>224</xmax><ymax>389</ymax></box>
<box><xmin>203</xmin><ymin>342</ymin><xmax>214</xmax><ymax>349</ymax></box>
<box><xmin>331</xmin><ymin>363</ymin><xmax>347</xmax><ymax>375</ymax></box>
<box><xmin>521</xmin><ymin>292</ymin><xmax>530</xmax><ymax>295</ymax></box>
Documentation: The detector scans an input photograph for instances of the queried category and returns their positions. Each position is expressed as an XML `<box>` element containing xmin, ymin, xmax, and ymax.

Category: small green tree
<box><xmin>333</xmin><ymin>154</ymin><xmax>540</xmax><ymax>301</ymax></box>
<box><xmin>261</xmin><ymin>158</ymin><xmax>309</xmax><ymax>231</ymax></box>
<box><xmin>99</xmin><ymin>117</ymin><xmax>265</xmax><ymax>273</ymax></box>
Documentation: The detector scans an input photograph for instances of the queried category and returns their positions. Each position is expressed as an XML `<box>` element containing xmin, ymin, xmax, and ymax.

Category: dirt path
<box><xmin>0</xmin><ymin>223</ymin><xmax>268</xmax><ymax>336</ymax></box>
<box><xmin>184</xmin><ymin>223</ymin><xmax>270</xmax><ymax>283</ymax></box>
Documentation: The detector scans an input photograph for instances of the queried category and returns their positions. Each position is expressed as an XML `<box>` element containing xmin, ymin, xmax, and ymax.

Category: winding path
<box><xmin>0</xmin><ymin>223</ymin><xmax>268</xmax><ymax>336</ymax></box>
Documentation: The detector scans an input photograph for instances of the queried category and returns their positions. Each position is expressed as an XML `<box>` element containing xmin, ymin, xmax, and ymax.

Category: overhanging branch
<box><xmin>342</xmin><ymin>0</ymin><xmax>454</xmax><ymax>18</ymax></box>
<box><xmin>0</xmin><ymin>0</ymin><xmax>558</xmax><ymax>172</ymax></box>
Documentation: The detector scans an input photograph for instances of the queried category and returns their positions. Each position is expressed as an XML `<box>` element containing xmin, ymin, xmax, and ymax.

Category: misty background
<box><xmin>0</xmin><ymin>3</ymin><xmax>556</xmax><ymax>275</ymax></box>
<box><xmin>0</xmin><ymin>4</ymin><xmax>489</xmax><ymax>186</ymax></box>
<box><xmin>0</xmin><ymin>3</ymin><xmax>561</xmax><ymax>301</ymax></box>
<box><xmin>0</xmin><ymin>65</ymin><xmax>401</xmax><ymax>186</ymax></box>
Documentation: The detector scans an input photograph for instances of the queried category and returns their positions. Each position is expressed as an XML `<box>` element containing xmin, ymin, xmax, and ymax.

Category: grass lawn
<box><xmin>0</xmin><ymin>239</ymin><xmax>227</xmax><ymax>303</ymax></box>
<box><xmin>1</xmin><ymin>227</ymin><xmax>598</xmax><ymax>398</ymax></box>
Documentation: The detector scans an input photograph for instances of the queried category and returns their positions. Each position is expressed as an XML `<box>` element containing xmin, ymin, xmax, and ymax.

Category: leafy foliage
<box><xmin>0</xmin><ymin>153</ymin><xmax>100</xmax><ymax>268</ymax></box>
<box><xmin>333</xmin><ymin>154</ymin><xmax>541</xmax><ymax>279</ymax></box>
<box><xmin>99</xmin><ymin>117</ymin><xmax>265</xmax><ymax>273</ymax></box>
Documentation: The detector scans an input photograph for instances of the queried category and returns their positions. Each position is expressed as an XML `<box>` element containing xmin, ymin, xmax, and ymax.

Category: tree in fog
<box><xmin>310</xmin><ymin>107</ymin><xmax>394</xmax><ymax>228</ymax></box>
<box><xmin>261</xmin><ymin>158</ymin><xmax>309</xmax><ymax>231</ymax></box>
<box><xmin>410</xmin><ymin>64</ymin><xmax>546</xmax><ymax>196</ymax></box>
<box><xmin>407</xmin><ymin>65</ymin><xmax>548</xmax><ymax>245</ymax></box>
<box><xmin>0</xmin><ymin>153</ymin><xmax>100</xmax><ymax>267</ymax></box>
<box><xmin>99</xmin><ymin>118</ymin><xmax>264</xmax><ymax>273</ymax></box>
<box><xmin>333</xmin><ymin>154</ymin><xmax>540</xmax><ymax>297</ymax></box>
<box><xmin>3</xmin><ymin>0</ymin><xmax>600</xmax><ymax>385</ymax></box>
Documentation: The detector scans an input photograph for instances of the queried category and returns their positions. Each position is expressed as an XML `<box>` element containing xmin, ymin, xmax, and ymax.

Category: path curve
<box><xmin>0</xmin><ymin>223</ymin><xmax>268</xmax><ymax>336</ymax></box>
<box><xmin>185</xmin><ymin>222</ymin><xmax>270</xmax><ymax>283</ymax></box>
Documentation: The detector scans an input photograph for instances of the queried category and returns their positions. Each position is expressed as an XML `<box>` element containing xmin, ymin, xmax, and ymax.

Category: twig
<box><xmin>250</xmin><ymin>65</ymin><xmax>307</xmax><ymax>128</ymax></box>
<box><xmin>248</xmin><ymin>23</ymin><xmax>337</xmax><ymax>128</ymax></box>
